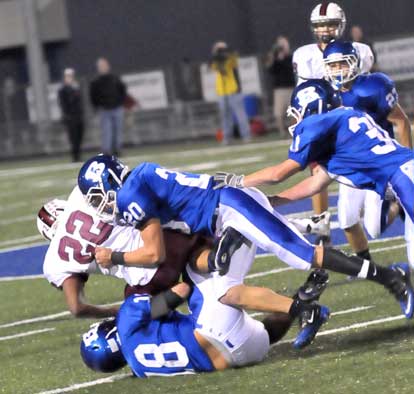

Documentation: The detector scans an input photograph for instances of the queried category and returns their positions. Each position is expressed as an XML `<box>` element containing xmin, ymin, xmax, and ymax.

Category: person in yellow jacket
<box><xmin>210</xmin><ymin>41</ymin><xmax>251</xmax><ymax>145</ymax></box>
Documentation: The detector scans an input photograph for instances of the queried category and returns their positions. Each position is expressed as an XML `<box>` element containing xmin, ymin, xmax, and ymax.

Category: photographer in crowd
<box><xmin>265</xmin><ymin>36</ymin><xmax>295</xmax><ymax>137</ymax></box>
<box><xmin>210</xmin><ymin>41</ymin><xmax>251</xmax><ymax>145</ymax></box>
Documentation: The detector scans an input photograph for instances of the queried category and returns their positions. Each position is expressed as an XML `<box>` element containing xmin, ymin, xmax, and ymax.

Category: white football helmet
<box><xmin>37</xmin><ymin>199</ymin><xmax>67</xmax><ymax>241</ymax></box>
<box><xmin>310</xmin><ymin>2</ymin><xmax>346</xmax><ymax>43</ymax></box>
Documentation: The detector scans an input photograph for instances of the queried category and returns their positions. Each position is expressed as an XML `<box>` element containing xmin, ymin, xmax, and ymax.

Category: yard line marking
<box><xmin>0</xmin><ymin>140</ymin><xmax>289</xmax><ymax>178</ymax></box>
<box><xmin>0</xmin><ymin>301</ymin><xmax>123</xmax><ymax>329</ymax></box>
<box><xmin>0</xmin><ymin>312</ymin><xmax>70</xmax><ymax>329</ymax></box>
<box><xmin>0</xmin><ymin>215</ymin><xmax>35</xmax><ymax>226</ymax></box>
<box><xmin>0</xmin><ymin>327</ymin><xmax>55</xmax><ymax>341</ymax></box>
<box><xmin>330</xmin><ymin>305</ymin><xmax>374</xmax><ymax>316</ymax></box>
<box><xmin>0</xmin><ymin>274</ymin><xmax>44</xmax><ymax>282</ymax></box>
<box><xmin>0</xmin><ymin>235</ymin><xmax>43</xmax><ymax>248</ymax></box>
<box><xmin>249</xmin><ymin>305</ymin><xmax>373</xmax><ymax>318</ymax></box>
<box><xmin>370</xmin><ymin>243</ymin><xmax>406</xmax><ymax>253</ymax></box>
<box><xmin>36</xmin><ymin>373</ymin><xmax>132</xmax><ymax>394</ymax></box>
<box><xmin>246</xmin><ymin>267</ymin><xmax>293</xmax><ymax>279</ymax></box>
<box><xmin>0</xmin><ymin>241</ymin><xmax>47</xmax><ymax>254</ymax></box>
<box><xmin>273</xmin><ymin>314</ymin><xmax>406</xmax><ymax>347</ymax></box>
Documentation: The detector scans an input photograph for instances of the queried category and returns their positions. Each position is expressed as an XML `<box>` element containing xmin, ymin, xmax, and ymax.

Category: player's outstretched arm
<box><xmin>95</xmin><ymin>218</ymin><xmax>166</xmax><ymax>268</ymax></box>
<box><xmin>62</xmin><ymin>276</ymin><xmax>119</xmax><ymax>318</ymax></box>
<box><xmin>268</xmin><ymin>166</ymin><xmax>332</xmax><ymax>207</ymax></box>
<box><xmin>243</xmin><ymin>159</ymin><xmax>302</xmax><ymax>187</ymax></box>
<box><xmin>388</xmin><ymin>103</ymin><xmax>412</xmax><ymax>148</ymax></box>
<box><xmin>213</xmin><ymin>159</ymin><xmax>302</xmax><ymax>189</ymax></box>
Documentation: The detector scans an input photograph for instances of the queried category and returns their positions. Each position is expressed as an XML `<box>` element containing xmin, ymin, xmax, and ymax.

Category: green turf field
<box><xmin>1</xmin><ymin>136</ymin><xmax>413</xmax><ymax>394</ymax></box>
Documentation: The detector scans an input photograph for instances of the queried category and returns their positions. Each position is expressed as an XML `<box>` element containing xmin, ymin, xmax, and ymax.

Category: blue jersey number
<box><xmin>134</xmin><ymin>341</ymin><xmax>189</xmax><ymax>369</ymax></box>
<box><xmin>348</xmin><ymin>115</ymin><xmax>396</xmax><ymax>155</ymax></box>
<box><xmin>155</xmin><ymin>168</ymin><xmax>210</xmax><ymax>189</ymax></box>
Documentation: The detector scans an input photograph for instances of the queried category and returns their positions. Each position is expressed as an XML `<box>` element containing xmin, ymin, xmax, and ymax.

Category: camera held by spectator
<box><xmin>211</xmin><ymin>41</ymin><xmax>232</xmax><ymax>64</ymax></box>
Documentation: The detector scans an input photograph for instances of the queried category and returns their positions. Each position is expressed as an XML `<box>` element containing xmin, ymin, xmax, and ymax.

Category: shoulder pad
<box><xmin>352</xmin><ymin>73</ymin><xmax>393</xmax><ymax>98</ymax></box>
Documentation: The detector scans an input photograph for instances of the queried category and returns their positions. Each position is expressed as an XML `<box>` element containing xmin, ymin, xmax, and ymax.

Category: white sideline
<box><xmin>36</xmin><ymin>373</ymin><xmax>132</xmax><ymax>394</ymax></box>
<box><xmin>0</xmin><ymin>327</ymin><xmax>55</xmax><ymax>341</ymax></box>
<box><xmin>249</xmin><ymin>305</ymin><xmax>373</xmax><ymax>318</ymax></box>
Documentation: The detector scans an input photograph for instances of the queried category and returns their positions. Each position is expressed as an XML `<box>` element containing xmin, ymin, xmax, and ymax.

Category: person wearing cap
<box><xmin>210</xmin><ymin>41</ymin><xmax>251</xmax><ymax>145</ymax></box>
<box><xmin>58</xmin><ymin>68</ymin><xmax>84</xmax><ymax>162</ymax></box>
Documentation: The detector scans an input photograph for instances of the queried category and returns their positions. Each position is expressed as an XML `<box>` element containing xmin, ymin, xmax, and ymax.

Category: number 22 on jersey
<box><xmin>58</xmin><ymin>210</ymin><xmax>113</xmax><ymax>264</ymax></box>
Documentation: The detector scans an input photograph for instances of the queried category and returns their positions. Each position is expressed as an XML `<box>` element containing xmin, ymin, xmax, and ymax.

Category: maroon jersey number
<box><xmin>58</xmin><ymin>210</ymin><xmax>113</xmax><ymax>264</ymax></box>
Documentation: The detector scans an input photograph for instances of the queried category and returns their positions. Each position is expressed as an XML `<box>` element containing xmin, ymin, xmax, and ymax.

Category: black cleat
<box><xmin>207</xmin><ymin>227</ymin><xmax>247</xmax><ymax>276</ymax></box>
<box><xmin>296</xmin><ymin>269</ymin><xmax>329</xmax><ymax>302</ymax></box>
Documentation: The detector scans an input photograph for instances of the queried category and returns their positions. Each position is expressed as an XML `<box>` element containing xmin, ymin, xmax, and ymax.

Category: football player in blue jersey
<box><xmin>77</xmin><ymin>156</ymin><xmax>331</xmax><ymax>337</ymax></box>
<box><xmin>80</xmin><ymin>255</ymin><xmax>330</xmax><ymax>378</ymax></box>
<box><xmin>213</xmin><ymin>78</ymin><xmax>414</xmax><ymax>318</ymax></box>
<box><xmin>321</xmin><ymin>40</ymin><xmax>412</xmax><ymax>262</ymax></box>
<box><xmin>77</xmin><ymin>145</ymin><xmax>413</xmax><ymax>320</ymax></box>
<box><xmin>80</xmin><ymin>282</ymin><xmax>282</xmax><ymax>376</ymax></box>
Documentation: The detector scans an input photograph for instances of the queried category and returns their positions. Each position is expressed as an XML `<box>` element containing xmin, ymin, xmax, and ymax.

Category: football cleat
<box><xmin>289</xmin><ymin>211</ymin><xmax>331</xmax><ymax>237</ymax></box>
<box><xmin>388</xmin><ymin>263</ymin><xmax>414</xmax><ymax>319</ymax></box>
<box><xmin>296</xmin><ymin>269</ymin><xmax>330</xmax><ymax>302</ymax></box>
<box><xmin>207</xmin><ymin>227</ymin><xmax>247</xmax><ymax>276</ymax></box>
<box><xmin>293</xmin><ymin>303</ymin><xmax>330</xmax><ymax>349</ymax></box>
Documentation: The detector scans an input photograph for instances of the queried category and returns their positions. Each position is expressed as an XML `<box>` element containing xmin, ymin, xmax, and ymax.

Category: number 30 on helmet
<box><xmin>287</xmin><ymin>79</ymin><xmax>342</xmax><ymax>135</ymax></box>
<box><xmin>77</xmin><ymin>154</ymin><xmax>129</xmax><ymax>222</ymax></box>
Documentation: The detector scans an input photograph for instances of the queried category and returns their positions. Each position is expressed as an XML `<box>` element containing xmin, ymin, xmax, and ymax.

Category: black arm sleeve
<box><xmin>150</xmin><ymin>289</ymin><xmax>186</xmax><ymax>319</ymax></box>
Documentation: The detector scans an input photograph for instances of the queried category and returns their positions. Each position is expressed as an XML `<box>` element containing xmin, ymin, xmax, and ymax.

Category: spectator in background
<box><xmin>89</xmin><ymin>57</ymin><xmax>126</xmax><ymax>156</ymax></box>
<box><xmin>177</xmin><ymin>57</ymin><xmax>202</xmax><ymax>101</ymax></box>
<box><xmin>210</xmin><ymin>41</ymin><xmax>251</xmax><ymax>145</ymax></box>
<box><xmin>265</xmin><ymin>36</ymin><xmax>295</xmax><ymax>137</ymax></box>
<box><xmin>58</xmin><ymin>68</ymin><xmax>84</xmax><ymax>162</ymax></box>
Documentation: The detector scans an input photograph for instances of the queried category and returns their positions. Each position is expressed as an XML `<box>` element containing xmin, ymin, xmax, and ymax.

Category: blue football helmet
<box><xmin>78</xmin><ymin>154</ymin><xmax>129</xmax><ymax>221</ymax></box>
<box><xmin>323</xmin><ymin>40</ymin><xmax>360</xmax><ymax>88</ymax></box>
<box><xmin>80</xmin><ymin>319</ymin><xmax>127</xmax><ymax>373</ymax></box>
<box><xmin>287</xmin><ymin>79</ymin><xmax>342</xmax><ymax>135</ymax></box>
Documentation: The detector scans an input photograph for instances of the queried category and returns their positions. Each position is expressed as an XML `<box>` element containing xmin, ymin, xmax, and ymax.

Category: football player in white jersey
<box><xmin>291</xmin><ymin>2</ymin><xmax>374</xmax><ymax>244</ymax></box>
<box><xmin>293</xmin><ymin>2</ymin><xmax>374</xmax><ymax>84</ymax></box>
<box><xmin>39</xmin><ymin>187</ymin><xmax>209</xmax><ymax>318</ymax></box>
